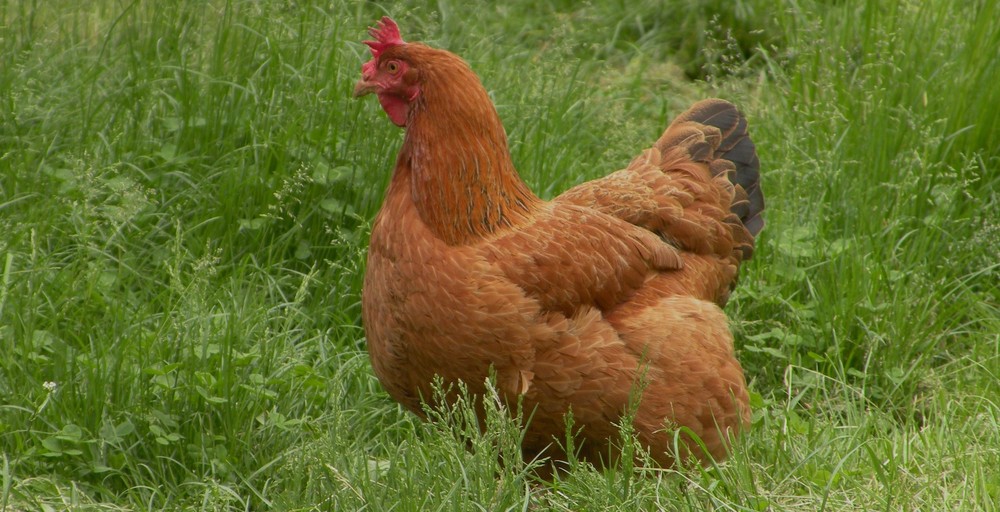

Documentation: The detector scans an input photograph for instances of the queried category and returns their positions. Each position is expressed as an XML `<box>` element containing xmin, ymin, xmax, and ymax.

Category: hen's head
<box><xmin>353</xmin><ymin>17</ymin><xmax>422</xmax><ymax>127</ymax></box>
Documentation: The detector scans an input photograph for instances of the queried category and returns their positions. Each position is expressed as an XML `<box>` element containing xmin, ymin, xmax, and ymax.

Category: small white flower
<box><xmin>43</xmin><ymin>381</ymin><xmax>57</xmax><ymax>392</ymax></box>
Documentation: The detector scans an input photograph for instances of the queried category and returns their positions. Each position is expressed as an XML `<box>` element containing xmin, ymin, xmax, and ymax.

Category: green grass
<box><xmin>1</xmin><ymin>0</ymin><xmax>998</xmax><ymax>509</ymax></box>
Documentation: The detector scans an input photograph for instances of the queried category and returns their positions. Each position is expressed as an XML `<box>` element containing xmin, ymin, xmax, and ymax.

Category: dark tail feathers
<box><xmin>672</xmin><ymin>99</ymin><xmax>765</xmax><ymax>241</ymax></box>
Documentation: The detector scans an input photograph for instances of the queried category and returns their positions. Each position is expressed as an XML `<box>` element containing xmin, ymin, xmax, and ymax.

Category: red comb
<box><xmin>364</xmin><ymin>16</ymin><xmax>405</xmax><ymax>58</ymax></box>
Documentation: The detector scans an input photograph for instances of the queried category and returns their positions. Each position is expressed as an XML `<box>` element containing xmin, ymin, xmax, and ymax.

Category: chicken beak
<box><xmin>355</xmin><ymin>60</ymin><xmax>379</xmax><ymax>98</ymax></box>
<box><xmin>353</xmin><ymin>79</ymin><xmax>377</xmax><ymax>98</ymax></box>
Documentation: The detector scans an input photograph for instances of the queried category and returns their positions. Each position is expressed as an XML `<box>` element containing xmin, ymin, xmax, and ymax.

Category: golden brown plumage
<box><xmin>355</xmin><ymin>17</ymin><xmax>764</xmax><ymax>470</ymax></box>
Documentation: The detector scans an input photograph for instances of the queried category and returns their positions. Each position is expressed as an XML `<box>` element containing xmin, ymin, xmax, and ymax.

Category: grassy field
<box><xmin>1</xmin><ymin>0</ymin><xmax>998</xmax><ymax>509</ymax></box>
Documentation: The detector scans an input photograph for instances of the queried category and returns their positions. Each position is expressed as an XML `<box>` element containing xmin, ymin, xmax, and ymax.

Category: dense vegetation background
<box><xmin>1</xmin><ymin>0</ymin><xmax>997</xmax><ymax>509</ymax></box>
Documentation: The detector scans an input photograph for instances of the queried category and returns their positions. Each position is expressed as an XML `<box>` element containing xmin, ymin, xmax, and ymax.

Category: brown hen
<box><xmin>354</xmin><ymin>17</ymin><xmax>764</xmax><ymax>470</ymax></box>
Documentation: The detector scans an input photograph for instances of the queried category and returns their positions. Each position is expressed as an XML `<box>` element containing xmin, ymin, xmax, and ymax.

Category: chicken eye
<box><xmin>385</xmin><ymin>61</ymin><xmax>400</xmax><ymax>73</ymax></box>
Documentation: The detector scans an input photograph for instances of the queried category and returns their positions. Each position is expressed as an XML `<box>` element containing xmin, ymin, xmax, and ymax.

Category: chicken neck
<box><xmin>391</xmin><ymin>65</ymin><xmax>541</xmax><ymax>246</ymax></box>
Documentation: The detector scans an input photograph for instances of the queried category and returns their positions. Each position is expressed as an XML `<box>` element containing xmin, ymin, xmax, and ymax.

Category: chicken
<box><xmin>354</xmin><ymin>17</ymin><xmax>764</xmax><ymax>470</ymax></box>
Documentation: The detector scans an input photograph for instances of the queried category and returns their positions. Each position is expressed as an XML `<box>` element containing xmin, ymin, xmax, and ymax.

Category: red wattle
<box><xmin>378</xmin><ymin>93</ymin><xmax>409</xmax><ymax>127</ymax></box>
